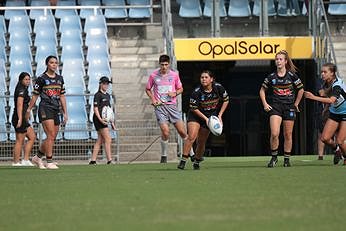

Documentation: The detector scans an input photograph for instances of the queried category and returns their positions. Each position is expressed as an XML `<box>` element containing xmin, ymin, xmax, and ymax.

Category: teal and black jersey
<box><xmin>329</xmin><ymin>78</ymin><xmax>346</xmax><ymax>115</ymax></box>
<box><xmin>262</xmin><ymin>71</ymin><xmax>303</xmax><ymax>104</ymax></box>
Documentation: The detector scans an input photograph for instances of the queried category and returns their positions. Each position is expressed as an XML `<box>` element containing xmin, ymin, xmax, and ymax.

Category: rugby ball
<box><xmin>208</xmin><ymin>115</ymin><xmax>223</xmax><ymax>136</ymax></box>
<box><xmin>101</xmin><ymin>106</ymin><xmax>114</xmax><ymax>123</ymax></box>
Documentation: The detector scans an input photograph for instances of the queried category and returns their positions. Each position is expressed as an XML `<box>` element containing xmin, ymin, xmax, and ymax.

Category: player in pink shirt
<box><xmin>146</xmin><ymin>55</ymin><xmax>188</xmax><ymax>163</ymax></box>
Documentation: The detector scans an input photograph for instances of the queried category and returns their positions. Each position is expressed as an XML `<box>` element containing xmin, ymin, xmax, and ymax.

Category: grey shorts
<box><xmin>154</xmin><ymin>104</ymin><xmax>182</xmax><ymax>124</ymax></box>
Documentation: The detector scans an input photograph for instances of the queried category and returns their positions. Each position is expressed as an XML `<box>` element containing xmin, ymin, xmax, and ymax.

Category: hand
<box><xmin>152</xmin><ymin>100</ymin><xmax>162</xmax><ymax>107</ymax></box>
<box><xmin>218</xmin><ymin>115</ymin><xmax>223</xmax><ymax>126</ymax></box>
<box><xmin>111</xmin><ymin>122</ymin><xmax>116</xmax><ymax>130</ymax></box>
<box><xmin>25</xmin><ymin>110</ymin><xmax>31</xmax><ymax>121</ymax></box>
<box><xmin>294</xmin><ymin>104</ymin><xmax>300</xmax><ymax>112</ymax></box>
<box><xmin>16</xmin><ymin>119</ymin><xmax>22</xmax><ymax>128</ymax></box>
<box><xmin>62</xmin><ymin>113</ymin><xmax>68</xmax><ymax>125</ymax></box>
<box><xmin>304</xmin><ymin>91</ymin><xmax>314</xmax><ymax>99</ymax></box>
<box><xmin>264</xmin><ymin>103</ymin><xmax>272</xmax><ymax>112</ymax></box>
<box><xmin>167</xmin><ymin>91</ymin><xmax>177</xmax><ymax>97</ymax></box>
<box><xmin>101</xmin><ymin>118</ymin><xmax>108</xmax><ymax>125</ymax></box>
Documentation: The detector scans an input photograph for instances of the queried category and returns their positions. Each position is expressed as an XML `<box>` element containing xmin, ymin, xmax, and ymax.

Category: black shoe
<box><xmin>318</xmin><ymin>156</ymin><xmax>323</xmax><ymax>160</ymax></box>
<box><xmin>283</xmin><ymin>158</ymin><xmax>291</xmax><ymax>167</ymax></box>
<box><xmin>107</xmin><ymin>160</ymin><xmax>112</xmax><ymax>165</ymax></box>
<box><xmin>333</xmin><ymin>149</ymin><xmax>342</xmax><ymax>165</ymax></box>
<box><xmin>190</xmin><ymin>154</ymin><xmax>195</xmax><ymax>162</ymax></box>
<box><xmin>160</xmin><ymin>156</ymin><xmax>167</xmax><ymax>163</ymax></box>
<box><xmin>89</xmin><ymin>160</ymin><xmax>96</xmax><ymax>165</ymax></box>
<box><xmin>267</xmin><ymin>156</ymin><xmax>278</xmax><ymax>168</ymax></box>
<box><xmin>177</xmin><ymin>159</ymin><xmax>186</xmax><ymax>170</ymax></box>
<box><xmin>193</xmin><ymin>162</ymin><xmax>200</xmax><ymax>170</ymax></box>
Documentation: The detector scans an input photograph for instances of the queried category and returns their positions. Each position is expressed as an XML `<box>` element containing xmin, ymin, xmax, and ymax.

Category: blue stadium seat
<box><xmin>128</xmin><ymin>0</ymin><xmax>151</xmax><ymax>18</ymax></box>
<box><xmin>9</xmin><ymin>59</ymin><xmax>33</xmax><ymax>82</ymax></box>
<box><xmin>79</xmin><ymin>0</ymin><xmax>103</xmax><ymax>19</ymax></box>
<box><xmin>104</xmin><ymin>0</ymin><xmax>128</xmax><ymax>19</ymax></box>
<box><xmin>55</xmin><ymin>0</ymin><xmax>78</xmax><ymax>18</ymax></box>
<box><xmin>4</xmin><ymin>0</ymin><xmax>27</xmax><ymax>19</ymax></box>
<box><xmin>34</xmin><ymin>29</ymin><xmax>58</xmax><ymax>47</ymax></box>
<box><xmin>277</xmin><ymin>0</ymin><xmax>300</xmax><ymax>16</ymax></box>
<box><xmin>64</xmin><ymin>96</ymin><xmax>89</xmax><ymax>140</ymax></box>
<box><xmin>85</xmin><ymin>28</ymin><xmax>107</xmax><ymax>46</ymax></box>
<box><xmin>9</xmin><ymin>43</ymin><xmax>33</xmax><ymax>63</ymax></box>
<box><xmin>203</xmin><ymin>0</ymin><xmax>227</xmax><ymax>17</ymax></box>
<box><xmin>9</xmin><ymin>29</ymin><xmax>32</xmax><ymax>47</ymax></box>
<box><xmin>86</xmin><ymin>43</ymin><xmax>109</xmax><ymax>63</ymax></box>
<box><xmin>33</xmin><ymin>15</ymin><xmax>57</xmax><ymax>33</ymax></box>
<box><xmin>84</xmin><ymin>14</ymin><xmax>107</xmax><ymax>34</ymax></box>
<box><xmin>60</xmin><ymin>44</ymin><xmax>84</xmax><ymax>63</ymax></box>
<box><xmin>60</xmin><ymin>29</ymin><xmax>83</xmax><ymax>47</ymax></box>
<box><xmin>179</xmin><ymin>0</ymin><xmax>202</xmax><ymax>18</ymax></box>
<box><xmin>0</xmin><ymin>15</ymin><xmax>6</xmax><ymax>34</ymax></box>
<box><xmin>253</xmin><ymin>0</ymin><xmax>277</xmax><ymax>16</ymax></box>
<box><xmin>35</xmin><ymin>42</ymin><xmax>58</xmax><ymax>66</ymax></box>
<box><xmin>8</xmin><ymin>15</ymin><xmax>32</xmax><ymax>34</ymax></box>
<box><xmin>0</xmin><ymin>33</ymin><xmax>7</xmax><ymax>59</ymax></box>
<box><xmin>328</xmin><ymin>0</ymin><xmax>346</xmax><ymax>15</ymax></box>
<box><xmin>29</xmin><ymin>0</ymin><xmax>53</xmax><ymax>19</ymax></box>
<box><xmin>0</xmin><ymin>61</ymin><xmax>6</xmax><ymax>95</ymax></box>
<box><xmin>228</xmin><ymin>0</ymin><xmax>251</xmax><ymax>17</ymax></box>
<box><xmin>61</xmin><ymin>59</ymin><xmax>86</xmax><ymax>87</ymax></box>
<box><xmin>0</xmin><ymin>103</ymin><xmax>7</xmax><ymax>142</ymax></box>
<box><xmin>59</xmin><ymin>15</ymin><xmax>82</xmax><ymax>34</ymax></box>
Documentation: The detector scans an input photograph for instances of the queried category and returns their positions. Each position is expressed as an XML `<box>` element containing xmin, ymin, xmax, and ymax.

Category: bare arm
<box><xmin>304</xmin><ymin>91</ymin><xmax>337</xmax><ymax>104</ymax></box>
<box><xmin>25</xmin><ymin>94</ymin><xmax>39</xmax><ymax>121</ymax></box>
<box><xmin>16</xmin><ymin>97</ymin><xmax>24</xmax><ymax>128</ymax></box>
<box><xmin>259</xmin><ymin>87</ymin><xmax>272</xmax><ymax>112</ymax></box>
<box><xmin>218</xmin><ymin>101</ymin><xmax>229</xmax><ymax>124</ymax></box>
<box><xmin>145</xmin><ymin>88</ymin><xmax>161</xmax><ymax>106</ymax></box>
<box><xmin>192</xmin><ymin>109</ymin><xmax>209</xmax><ymax>124</ymax></box>
<box><xmin>294</xmin><ymin>88</ymin><xmax>304</xmax><ymax>112</ymax></box>
<box><xmin>60</xmin><ymin>94</ymin><xmax>68</xmax><ymax>124</ymax></box>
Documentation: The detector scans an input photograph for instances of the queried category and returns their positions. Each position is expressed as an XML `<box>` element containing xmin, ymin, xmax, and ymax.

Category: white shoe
<box><xmin>32</xmin><ymin>155</ymin><xmax>46</xmax><ymax>169</ymax></box>
<box><xmin>12</xmin><ymin>162</ymin><xmax>22</xmax><ymax>167</ymax></box>
<box><xmin>46</xmin><ymin>162</ymin><xmax>59</xmax><ymax>170</ymax></box>
<box><xmin>21</xmin><ymin>159</ymin><xmax>34</xmax><ymax>167</ymax></box>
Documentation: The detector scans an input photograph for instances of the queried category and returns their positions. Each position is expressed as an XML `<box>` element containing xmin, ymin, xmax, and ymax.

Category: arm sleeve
<box><xmin>217</xmin><ymin>84</ymin><xmax>229</xmax><ymax>102</ymax></box>
<box><xmin>60</xmin><ymin>77</ymin><xmax>66</xmax><ymax>95</ymax></box>
<box><xmin>261</xmin><ymin>76</ymin><xmax>271</xmax><ymax>89</ymax></box>
<box><xmin>189</xmin><ymin>90</ymin><xmax>199</xmax><ymax>110</ymax></box>
<box><xmin>33</xmin><ymin>77</ymin><xmax>44</xmax><ymax>95</ymax></box>
<box><xmin>292</xmin><ymin>74</ymin><xmax>304</xmax><ymax>90</ymax></box>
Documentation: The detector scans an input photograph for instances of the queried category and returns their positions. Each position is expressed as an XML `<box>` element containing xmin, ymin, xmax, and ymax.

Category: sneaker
<box><xmin>89</xmin><ymin>160</ymin><xmax>97</xmax><ymax>165</ymax></box>
<box><xmin>190</xmin><ymin>154</ymin><xmax>195</xmax><ymax>162</ymax></box>
<box><xmin>12</xmin><ymin>162</ymin><xmax>22</xmax><ymax>167</ymax></box>
<box><xmin>267</xmin><ymin>156</ymin><xmax>278</xmax><ymax>168</ymax></box>
<box><xmin>46</xmin><ymin>162</ymin><xmax>59</xmax><ymax>170</ymax></box>
<box><xmin>283</xmin><ymin>158</ymin><xmax>291</xmax><ymax>167</ymax></box>
<box><xmin>318</xmin><ymin>156</ymin><xmax>323</xmax><ymax>160</ymax></box>
<box><xmin>21</xmin><ymin>159</ymin><xmax>34</xmax><ymax>167</ymax></box>
<box><xmin>106</xmin><ymin>160</ymin><xmax>112</xmax><ymax>165</ymax></box>
<box><xmin>343</xmin><ymin>159</ymin><xmax>346</xmax><ymax>166</ymax></box>
<box><xmin>160</xmin><ymin>156</ymin><xmax>167</xmax><ymax>163</ymax></box>
<box><xmin>32</xmin><ymin>155</ymin><xmax>46</xmax><ymax>169</ymax></box>
<box><xmin>333</xmin><ymin>148</ymin><xmax>342</xmax><ymax>165</ymax></box>
<box><xmin>193</xmin><ymin>162</ymin><xmax>200</xmax><ymax>170</ymax></box>
<box><xmin>177</xmin><ymin>159</ymin><xmax>186</xmax><ymax>170</ymax></box>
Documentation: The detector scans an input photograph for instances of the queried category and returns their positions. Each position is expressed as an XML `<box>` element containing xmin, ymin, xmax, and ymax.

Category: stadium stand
<box><xmin>59</xmin><ymin>15</ymin><xmax>82</xmax><ymax>33</ymax></box>
<box><xmin>178</xmin><ymin>0</ymin><xmax>202</xmax><ymax>18</ymax></box>
<box><xmin>55</xmin><ymin>0</ymin><xmax>78</xmax><ymax>18</ymax></box>
<box><xmin>328</xmin><ymin>0</ymin><xmax>346</xmax><ymax>15</ymax></box>
<box><xmin>84</xmin><ymin>14</ymin><xmax>107</xmax><ymax>33</ymax></box>
<box><xmin>60</xmin><ymin>29</ymin><xmax>83</xmax><ymax>47</ymax></box>
<box><xmin>203</xmin><ymin>0</ymin><xmax>227</xmax><ymax>17</ymax></box>
<box><xmin>103</xmin><ymin>0</ymin><xmax>128</xmax><ymax>19</ymax></box>
<box><xmin>252</xmin><ymin>0</ymin><xmax>277</xmax><ymax>16</ymax></box>
<box><xmin>228</xmin><ymin>0</ymin><xmax>251</xmax><ymax>17</ymax></box>
<box><xmin>8</xmin><ymin>15</ymin><xmax>32</xmax><ymax>34</ymax></box>
<box><xmin>277</xmin><ymin>0</ymin><xmax>301</xmax><ymax>16</ymax></box>
<box><xmin>85</xmin><ymin>28</ymin><xmax>107</xmax><ymax>46</ymax></box>
<box><xmin>128</xmin><ymin>0</ymin><xmax>151</xmax><ymax>18</ymax></box>
<box><xmin>79</xmin><ymin>0</ymin><xmax>103</xmax><ymax>19</ymax></box>
<box><xmin>0</xmin><ymin>102</ymin><xmax>7</xmax><ymax>142</ymax></box>
<box><xmin>60</xmin><ymin>44</ymin><xmax>84</xmax><ymax>63</ymax></box>
<box><xmin>29</xmin><ymin>0</ymin><xmax>53</xmax><ymax>19</ymax></box>
<box><xmin>33</xmin><ymin>15</ymin><xmax>57</xmax><ymax>33</ymax></box>
<box><xmin>0</xmin><ymin>15</ymin><xmax>6</xmax><ymax>33</ymax></box>
<box><xmin>9</xmin><ymin>43</ymin><xmax>33</xmax><ymax>64</ymax></box>
<box><xmin>4</xmin><ymin>0</ymin><xmax>27</xmax><ymax>19</ymax></box>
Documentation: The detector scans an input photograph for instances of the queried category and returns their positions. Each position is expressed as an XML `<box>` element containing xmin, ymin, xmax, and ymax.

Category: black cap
<box><xmin>99</xmin><ymin>76</ymin><xmax>112</xmax><ymax>84</ymax></box>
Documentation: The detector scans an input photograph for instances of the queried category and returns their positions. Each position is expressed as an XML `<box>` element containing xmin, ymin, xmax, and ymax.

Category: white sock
<box><xmin>161</xmin><ymin>139</ymin><xmax>168</xmax><ymax>157</ymax></box>
<box><xmin>189</xmin><ymin>148</ymin><xmax>195</xmax><ymax>156</ymax></box>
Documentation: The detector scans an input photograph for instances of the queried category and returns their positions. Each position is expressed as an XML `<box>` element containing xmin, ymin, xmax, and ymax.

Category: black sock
<box><xmin>284</xmin><ymin>152</ymin><xmax>291</xmax><ymax>160</ymax></box>
<box><xmin>37</xmin><ymin>150</ymin><xmax>44</xmax><ymax>158</ymax></box>
<box><xmin>271</xmin><ymin>149</ymin><xmax>278</xmax><ymax>158</ymax></box>
<box><xmin>46</xmin><ymin>156</ymin><xmax>53</xmax><ymax>163</ymax></box>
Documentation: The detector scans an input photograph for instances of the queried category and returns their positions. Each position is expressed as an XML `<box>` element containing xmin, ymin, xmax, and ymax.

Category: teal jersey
<box><xmin>329</xmin><ymin>78</ymin><xmax>346</xmax><ymax>114</ymax></box>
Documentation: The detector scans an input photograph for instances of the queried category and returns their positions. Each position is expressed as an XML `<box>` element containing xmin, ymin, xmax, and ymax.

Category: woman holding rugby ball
<box><xmin>177</xmin><ymin>70</ymin><xmax>229</xmax><ymax>170</ymax></box>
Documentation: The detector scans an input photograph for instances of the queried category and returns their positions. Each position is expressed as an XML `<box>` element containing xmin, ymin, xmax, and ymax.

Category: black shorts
<box><xmin>38</xmin><ymin>106</ymin><xmax>61</xmax><ymax>125</ymax></box>
<box><xmin>93</xmin><ymin>115</ymin><xmax>107</xmax><ymax>131</ymax></box>
<box><xmin>187</xmin><ymin>111</ymin><xmax>209</xmax><ymax>129</ymax></box>
<box><xmin>268</xmin><ymin>103</ymin><xmax>296</xmax><ymax>121</ymax></box>
<box><xmin>11</xmin><ymin>115</ymin><xmax>31</xmax><ymax>133</ymax></box>
<box><xmin>328</xmin><ymin>112</ymin><xmax>346</xmax><ymax>123</ymax></box>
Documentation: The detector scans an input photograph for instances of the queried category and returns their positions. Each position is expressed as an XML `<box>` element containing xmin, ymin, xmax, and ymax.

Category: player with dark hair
<box><xmin>177</xmin><ymin>70</ymin><xmax>229</xmax><ymax>170</ymax></box>
<box><xmin>305</xmin><ymin>63</ymin><xmax>346</xmax><ymax>165</ymax></box>
<box><xmin>11</xmin><ymin>72</ymin><xmax>36</xmax><ymax>166</ymax></box>
<box><xmin>89</xmin><ymin>76</ymin><xmax>115</xmax><ymax>165</ymax></box>
<box><xmin>145</xmin><ymin>54</ymin><xmax>188</xmax><ymax>163</ymax></box>
<box><xmin>26</xmin><ymin>55</ymin><xmax>68</xmax><ymax>170</ymax></box>
<box><xmin>259</xmin><ymin>50</ymin><xmax>304</xmax><ymax>168</ymax></box>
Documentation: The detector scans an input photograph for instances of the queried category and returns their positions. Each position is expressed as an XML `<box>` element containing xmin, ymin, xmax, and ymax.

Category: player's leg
<box><xmin>159</xmin><ymin>122</ymin><xmax>170</xmax><ymax>163</ymax></box>
<box><xmin>41</xmin><ymin>120</ymin><xmax>59</xmax><ymax>169</ymax></box>
<box><xmin>90</xmin><ymin>133</ymin><xmax>104</xmax><ymax>165</ymax></box>
<box><xmin>22</xmin><ymin>126</ymin><xmax>36</xmax><ymax>166</ymax></box>
<box><xmin>321</xmin><ymin>118</ymin><xmax>340</xmax><ymax>164</ymax></box>
<box><xmin>177</xmin><ymin>121</ymin><xmax>200</xmax><ymax>169</ymax></box>
<box><xmin>99</xmin><ymin>127</ymin><xmax>113</xmax><ymax>164</ymax></box>
<box><xmin>317</xmin><ymin>131</ymin><xmax>325</xmax><ymax>160</ymax></box>
<box><xmin>268</xmin><ymin>115</ymin><xmax>282</xmax><ymax>167</ymax></box>
<box><xmin>193</xmin><ymin>127</ymin><xmax>210</xmax><ymax>170</ymax></box>
<box><xmin>282</xmin><ymin>120</ymin><xmax>294</xmax><ymax>167</ymax></box>
<box><xmin>335</xmin><ymin>121</ymin><xmax>346</xmax><ymax>164</ymax></box>
<box><xmin>13</xmin><ymin>132</ymin><xmax>25</xmax><ymax>165</ymax></box>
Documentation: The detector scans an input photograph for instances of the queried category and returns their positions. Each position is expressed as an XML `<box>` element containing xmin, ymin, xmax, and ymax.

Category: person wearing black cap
<box><xmin>89</xmin><ymin>76</ymin><xmax>116</xmax><ymax>165</ymax></box>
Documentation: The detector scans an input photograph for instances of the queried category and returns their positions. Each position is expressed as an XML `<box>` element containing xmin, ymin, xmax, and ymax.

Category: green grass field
<box><xmin>0</xmin><ymin>155</ymin><xmax>345</xmax><ymax>231</ymax></box>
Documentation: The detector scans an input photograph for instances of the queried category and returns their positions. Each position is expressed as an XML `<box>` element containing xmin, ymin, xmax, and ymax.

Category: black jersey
<box><xmin>262</xmin><ymin>71</ymin><xmax>303</xmax><ymax>104</ymax></box>
<box><xmin>33</xmin><ymin>73</ymin><xmax>66</xmax><ymax>110</ymax></box>
<box><xmin>93</xmin><ymin>90</ymin><xmax>111</xmax><ymax>114</ymax></box>
<box><xmin>13</xmin><ymin>83</ymin><xmax>30</xmax><ymax>117</ymax></box>
<box><xmin>189</xmin><ymin>82</ymin><xmax>229</xmax><ymax>118</ymax></box>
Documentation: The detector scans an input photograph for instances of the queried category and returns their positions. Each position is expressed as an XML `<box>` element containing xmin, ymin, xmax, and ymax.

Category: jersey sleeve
<box><xmin>216</xmin><ymin>84</ymin><xmax>229</xmax><ymax>102</ymax></box>
<box><xmin>32</xmin><ymin>77</ymin><xmax>44</xmax><ymax>95</ymax></box>
<box><xmin>17</xmin><ymin>86</ymin><xmax>25</xmax><ymax>98</ymax></box>
<box><xmin>262</xmin><ymin>74</ymin><xmax>272</xmax><ymax>89</ymax></box>
<box><xmin>93</xmin><ymin>92</ymin><xmax>101</xmax><ymax>107</ymax></box>
<box><xmin>291</xmin><ymin>73</ymin><xmax>304</xmax><ymax>90</ymax></box>
<box><xmin>60</xmin><ymin>77</ymin><xmax>66</xmax><ymax>95</ymax></box>
<box><xmin>146</xmin><ymin>73</ymin><xmax>154</xmax><ymax>90</ymax></box>
<box><xmin>189</xmin><ymin>89</ymin><xmax>199</xmax><ymax>110</ymax></box>
<box><xmin>175</xmin><ymin>72</ymin><xmax>183</xmax><ymax>90</ymax></box>
<box><xmin>331</xmin><ymin>85</ymin><xmax>344</xmax><ymax>98</ymax></box>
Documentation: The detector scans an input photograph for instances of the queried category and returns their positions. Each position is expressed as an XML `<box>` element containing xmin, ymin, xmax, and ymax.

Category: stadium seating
<box><xmin>61</xmin><ymin>59</ymin><xmax>86</xmax><ymax>87</ymax></box>
<box><xmin>34</xmin><ymin>29</ymin><xmax>58</xmax><ymax>47</ymax></box>
<box><xmin>228</xmin><ymin>0</ymin><xmax>251</xmax><ymax>17</ymax></box>
<box><xmin>0</xmin><ymin>102</ymin><xmax>7</xmax><ymax>142</ymax></box>
<box><xmin>55</xmin><ymin>0</ymin><xmax>78</xmax><ymax>18</ymax></box>
<box><xmin>9</xmin><ymin>43</ymin><xmax>33</xmax><ymax>63</ymax></box>
<box><xmin>0</xmin><ymin>60</ymin><xmax>6</xmax><ymax>95</ymax></box>
<box><xmin>0</xmin><ymin>34</ymin><xmax>6</xmax><ymax>62</ymax></box>
<box><xmin>103</xmin><ymin>0</ymin><xmax>128</xmax><ymax>19</ymax></box>
<box><xmin>328</xmin><ymin>0</ymin><xmax>346</xmax><ymax>15</ymax></box>
<box><xmin>79</xmin><ymin>0</ymin><xmax>103</xmax><ymax>19</ymax></box>
<box><xmin>0</xmin><ymin>15</ymin><xmax>6</xmax><ymax>34</ymax></box>
<box><xmin>252</xmin><ymin>0</ymin><xmax>277</xmax><ymax>16</ymax></box>
<box><xmin>29</xmin><ymin>0</ymin><xmax>53</xmax><ymax>19</ymax></box>
<box><xmin>9</xmin><ymin>59</ymin><xmax>33</xmax><ymax>84</ymax></box>
<box><xmin>59</xmin><ymin>15</ymin><xmax>82</xmax><ymax>34</ymax></box>
<box><xmin>128</xmin><ymin>0</ymin><xmax>151</xmax><ymax>18</ymax></box>
<box><xmin>85</xmin><ymin>28</ymin><xmax>108</xmax><ymax>46</ymax></box>
<box><xmin>277</xmin><ymin>0</ymin><xmax>301</xmax><ymax>16</ymax></box>
<box><xmin>8</xmin><ymin>15</ymin><xmax>32</xmax><ymax>34</ymax></box>
<box><xmin>60</xmin><ymin>29</ymin><xmax>83</xmax><ymax>47</ymax></box>
<box><xmin>84</xmin><ymin>14</ymin><xmax>107</xmax><ymax>34</ymax></box>
<box><xmin>4</xmin><ymin>0</ymin><xmax>27</xmax><ymax>19</ymax></box>
<box><xmin>35</xmin><ymin>42</ymin><xmax>58</xmax><ymax>68</ymax></box>
<box><xmin>203</xmin><ymin>0</ymin><xmax>227</xmax><ymax>17</ymax></box>
<box><xmin>86</xmin><ymin>43</ymin><xmax>109</xmax><ymax>62</ymax></box>
<box><xmin>33</xmin><ymin>15</ymin><xmax>57</xmax><ymax>33</ymax></box>
<box><xmin>8</xmin><ymin>29</ymin><xmax>32</xmax><ymax>47</ymax></box>
<box><xmin>60</xmin><ymin>44</ymin><xmax>84</xmax><ymax>63</ymax></box>
<box><xmin>179</xmin><ymin>0</ymin><xmax>202</xmax><ymax>18</ymax></box>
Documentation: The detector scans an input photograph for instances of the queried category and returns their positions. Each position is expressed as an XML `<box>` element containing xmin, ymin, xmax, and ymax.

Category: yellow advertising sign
<box><xmin>174</xmin><ymin>37</ymin><xmax>313</xmax><ymax>61</ymax></box>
